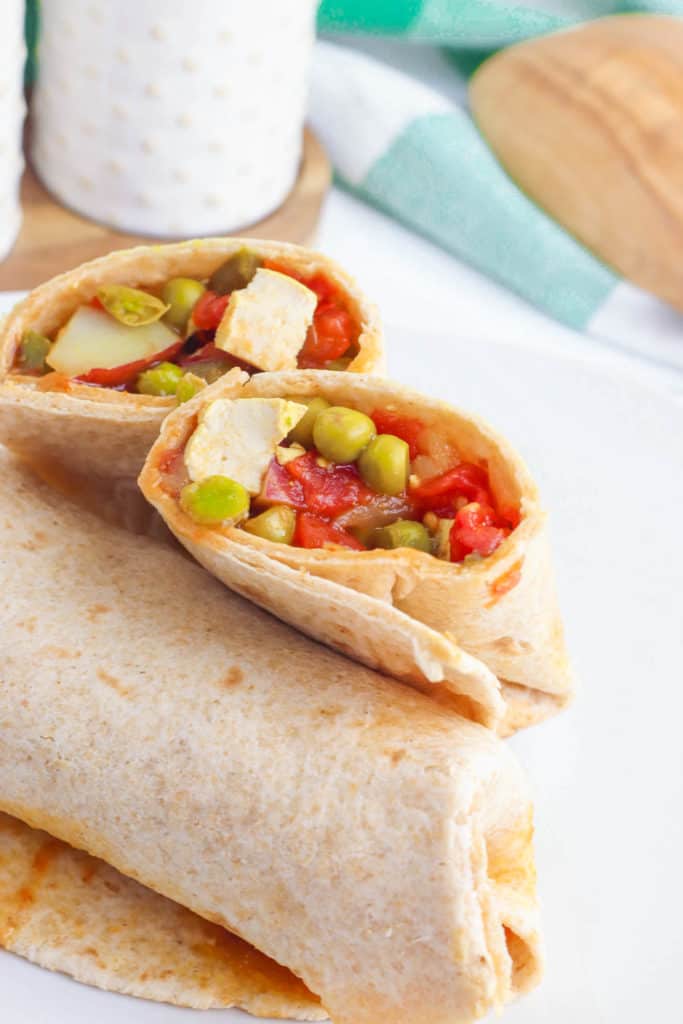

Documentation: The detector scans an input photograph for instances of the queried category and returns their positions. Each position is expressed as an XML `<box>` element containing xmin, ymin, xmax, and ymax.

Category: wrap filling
<box><xmin>11</xmin><ymin>251</ymin><xmax>360</xmax><ymax>395</ymax></box>
<box><xmin>160</xmin><ymin>395</ymin><xmax>521</xmax><ymax>565</ymax></box>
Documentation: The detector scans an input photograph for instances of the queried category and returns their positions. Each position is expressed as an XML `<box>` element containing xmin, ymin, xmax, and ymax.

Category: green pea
<box><xmin>17</xmin><ymin>330</ymin><xmax>52</xmax><ymax>372</ymax></box>
<box><xmin>209</xmin><ymin>249</ymin><xmax>262</xmax><ymax>295</ymax></box>
<box><xmin>286</xmin><ymin>396</ymin><xmax>330</xmax><ymax>448</ymax></box>
<box><xmin>358</xmin><ymin>434</ymin><xmax>409</xmax><ymax>496</ymax></box>
<box><xmin>371</xmin><ymin>520</ymin><xmax>433</xmax><ymax>554</ymax></box>
<box><xmin>162</xmin><ymin>278</ymin><xmax>206</xmax><ymax>331</ymax></box>
<box><xmin>97</xmin><ymin>285</ymin><xmax>169</xmax><ymax>326</ymax></box>
<box><xmin>136</xmin><ymin>362</ymin><xmax>184</xmax><ymax>396</ymax></box>
<box><xmin>243</xmin><ymin>505</ymin><xmax>296</xmax><ymax>544</ymax></box>
<box><xmin>312</xmin><ymin>406</ymin><xmax>376</xmax><ymax>464</ymax></box>
<box><xmin>176</xmin><ymin>372</ymin><xmax>207</xmax><ymax>404</ymax></box>
<box><xmin>180</xmin><ymin>476</ymin><xmax>250</xmax><ymax>525</ymax></box>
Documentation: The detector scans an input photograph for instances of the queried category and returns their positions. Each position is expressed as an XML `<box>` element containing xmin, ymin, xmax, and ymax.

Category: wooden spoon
<box><xmin>470</xmin><ymin>15</ymin><xmax>683</xmax><ymax>312</ymax></box>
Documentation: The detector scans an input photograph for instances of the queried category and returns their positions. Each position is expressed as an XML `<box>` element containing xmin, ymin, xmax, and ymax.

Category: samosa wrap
<box><xmin>0</xmin><ymin>452</ymin><xmax>542</xmax><ymax>1024</ymax></box>
<box><xmin>0</xmin><ymin>813</ymin><xmax>323</xmax><ymax>1018</ymax></box>
<box><xmin>139</xmin><ymin>370</ymin><xmax>573</xmax><ymax>734</ymax></box>
<box><xmin>0</xmin><ymin>239</ymin><xmax>384</xmax><ymax>483</ymax></box>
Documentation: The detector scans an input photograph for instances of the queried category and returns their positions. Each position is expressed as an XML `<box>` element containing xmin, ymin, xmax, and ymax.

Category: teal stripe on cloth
<box><xmin>408</xmin><ymin>0</ymin><xmax>570</xmax><ymax>46</ymax></box>
<box><xmin>357</xmin><ymin>112</ymin><xmax>617</xmax><ymax>329</ymax></box>
<box><xmin>318</xmin><ymin>0</ymin><xmax>422</xmax><ymax>33</ymax></box>
<box><xmin>318</xmin><ymin>1</ymin><xmax>675</xmax><ymax>48</ymax></box>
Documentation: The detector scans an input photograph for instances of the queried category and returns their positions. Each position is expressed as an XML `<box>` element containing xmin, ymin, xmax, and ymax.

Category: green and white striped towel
<box><xmin>318</xmin><ymin>0</ymin><xmax>683</xmax><ymax>49</ymax></box>
<box><xmin>311</xmin><ymin>5</ymin><xmax>683</xmax><ymax>371</ymax></box>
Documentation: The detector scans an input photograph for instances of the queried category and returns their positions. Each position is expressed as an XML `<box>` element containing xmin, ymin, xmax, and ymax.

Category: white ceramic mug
<box><xmin>0</xmin><ymin>1</ymin><xmax>26</xmax><ymax>260</ymax></box>
<box><xmin>31</xmin><ymin>1</ymin><xmax>318</xmax><ymax>237</ymax></box>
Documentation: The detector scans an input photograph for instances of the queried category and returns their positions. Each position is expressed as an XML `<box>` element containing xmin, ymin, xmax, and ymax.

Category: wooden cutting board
<box><xmin>0</xmin><ymin>127</ymin><xmax>331</xmax><ymax>291</ymax></box>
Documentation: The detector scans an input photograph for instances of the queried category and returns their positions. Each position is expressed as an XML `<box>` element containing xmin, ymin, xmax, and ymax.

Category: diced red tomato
<box><xmin>299</xmin><ymin>304</ymin><xmax>354</xmax><ymax>365</ymax></box>
<box><xmin>500</xmin><ymin>504</ymin><xmax>522</xmax><ymax>529</ymax></box>
<box><xmin>258</xmin><ymin>458</ymin><xmax>306</xmax><ymax>509</ymax></box>
<box><xmin>158</xmin><ymin>446</ymin><xmax>189</xmax><ymax>496</ymax></box>
<box><xmin>192</xmin><ymin>290</ymin><xmax>230</xmax><ymax>331</ymax></box>
<box><xmin>450</xmin><ymin>502</ymin><xmax>510</xmax><ymax>561</ymax></box>
<box><xmin>370</xmin><ymin>410</ymin><xmax>425</xmax><ymax>459</ymax></box>
<box><xmin>411</xmin><ymin>463</ymin><xmax>489</xmax><ymax>504</ymax></box>
<box><xmin>76</xmin><ymin>340</ymin><xmax>183</xmax><ymax>387</ymax></box>
<box><xmin>286</xmin><ymin>451</ymin><xmax>374</xmax><ymax>517</ymax></box>
<box><xmin>294</xmin><ymin>511</ymin><xmax>365</xmax><ymax>550</ymax></box>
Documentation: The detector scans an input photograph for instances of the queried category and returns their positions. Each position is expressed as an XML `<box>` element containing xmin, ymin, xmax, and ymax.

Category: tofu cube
<box><xmin>214</xmin><ymin>269</ymin><xmax>317</xmax><ymax>372</ymax></box>
<box><xmin>185</xmin><ymin>398</ymin><xmax>307</xmax><ymax>494</ymax></box>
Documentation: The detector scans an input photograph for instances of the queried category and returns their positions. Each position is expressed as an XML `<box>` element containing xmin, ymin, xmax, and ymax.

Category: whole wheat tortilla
<box><xmin>0</xmin><ymin>451</ymin><xmax>542</xmax><ymax>1024</ymax></box>
<box><xmin>0</xmin><ymin>238</ymin><xmax>384</xmax><ymax>482</ymax></box>
<box><xmin>0</xmin><ymin>812</ymin><xmax>323</xmax><ymax>1018</ymax></box>
<box><xmin>139</xmin><ymin>370</ymin><xmax>573</xmax><ymax>735</ymax></box>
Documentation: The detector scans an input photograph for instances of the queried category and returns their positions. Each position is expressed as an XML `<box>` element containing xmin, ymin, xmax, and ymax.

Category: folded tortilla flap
<box><xmin>140</xmin><ymin>370</ymin><xmax>573</xmax><ymax>734</ymax></box>
<box><xmin>0</xmin><ymin>812</ymin><xmax>324</xmax><ymax>1019</ymax></box>
<box><xmin>0</xmin><ymin>452</ymin><xmax>542</xmax><ymax>1024</ymax></box>
<box><xmin>0</xmin><ymin>239</ymin><xmax>384</xmax><ymax>480</ymax></box>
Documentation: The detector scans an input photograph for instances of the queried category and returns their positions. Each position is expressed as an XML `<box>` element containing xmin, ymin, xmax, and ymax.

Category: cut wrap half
<box><xmin>0</xmin><ymin>813</ymin><xmax>323</xmax><ymax>1019</ymax></box>
<box><xmin>0</xmin><ymin>452</ymin><xmax>543</xmax><ymax>1024</ymax></box>
<box><xmin>0</xmin><ymin>238</ymin><xmax>384</xmax><ymax>483</ymax></box>
<box><xmin>140</xmin><ymin>370</ymin><xmax>573</xmax><ymax>734</ymax></box>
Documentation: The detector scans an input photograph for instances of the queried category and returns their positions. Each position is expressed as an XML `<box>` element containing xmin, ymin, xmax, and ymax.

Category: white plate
<box><xmin>1</xmin><ymin>293</ymin><xmax>682</xmax><ymax>1023</ymax></box>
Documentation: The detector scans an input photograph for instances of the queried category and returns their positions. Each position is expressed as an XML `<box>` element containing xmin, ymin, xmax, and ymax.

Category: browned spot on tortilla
<box><xmin>388</xmin><ymin>749</ymin><xmax>406</xmax><ymax>765</ymax></box>
<box><xmin>0</xmin><ymin>837</ymin><xmax>61</xmax><ymax>945</ymax></box>
<box><xmin>318</xmin><ymin>705</ymin><xmax>342</xmax><ymax>718</ymax></box>
<box><xmin>20</xmin><ymin>616</ymin><xmax>37</xmax><ymax>633</ymax></box>
<box><xmin>220</xmin><ymin>666</ymin><xmax>244</xmax><ymax>688</ymax></box>
<box><xmin>97</xmin><ymin>668</ymin><xmax>130</xmax><ymax>698</ymax></box>
<box><xmin>32</xmin><ymin>840</ymin><xmax>60</xmax><ymax>877</ymax></box>
<box><xmin>486</xmin><ymin>558</ymin><xmax>524</xmax><ymax>608</ymax></box>
<box><xmin>487</xmin><ymin>809</ymin><xmax>537</xmax><ymax>898</ymax></box>
<box><xmin>81</xmin><ymin>862</ymin><xmax>98</xmax><ymax>884</ymax></box>
<box><xmin>36</xmin><ymin>372</ymin><xmax>72</xmax><ymax>393</ymax></box>
<box><xmin>87</xmin><ymin>603</ymin><xmax>110</xmax><ymax>622</ymax></box>
<box><xmin>41</xmin><ymin>645</ymin><xmax>81</xmax><ymax>660</ymax></box>
<box><xmin>20</xmin><ymin>530</ymin><xmax>48</xmax><ymax>552</ymax></box>
<box><xmin>15</xmin><ymin>885</ymin><xmax>34</xmax><ymax>908</ymax></box>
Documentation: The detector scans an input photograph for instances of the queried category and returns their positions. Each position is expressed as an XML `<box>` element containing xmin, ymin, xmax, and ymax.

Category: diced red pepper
<box><xmin>412</xmin><ymin>463</ymin><xmax>489</xmax><ymax>503</ymax></box>
<box><xmin>449</xmin><ymin>502</ymin><xmax>509</xmax><ymax>561</ymax></box>
<box><xmin>299</xmin><ymin>303</ymin><xmax>354</xmax><ymax>364</ymax></box>
<box><xmin>192</xmin><ymin>290</ymin><xmax>230</xmax><ymax>331</ymax></box>
<box><xmin>258</xmin><ymin>458</ymin><xmax>306</xmax><ymax>509</ymax></box>
<box><xmin>294</xmin><ymin>511</ymin><xmax>365</xmax><ymax>550</ymax></box>
<box><xmin>76</xmin><ymin>340</ymin><xmax>183</xmax><ymax>387</ymax></box>
<box><xmin>500</xmin><ymin>504</ymin><xmax>522</xmax><ymax>529</ymax></box>
<box><xmin>286</xmin><ymin>451</ymin><xmax>374</xmax><ymax>517</ymax></box>
<box><xmin>370</xmin><ymin>410</ymin><xmax>425</xmax><ymax>459</ymax></box>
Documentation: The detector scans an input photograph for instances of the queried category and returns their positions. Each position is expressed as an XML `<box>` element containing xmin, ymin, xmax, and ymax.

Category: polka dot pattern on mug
<box><xmin>0</xmin><ymin>2</ymin><xmax>26</xmax><ymax>259</ymax></box>
<box><xmin>32</xmin><ymin>1</ymin><xmax>317</xmax><ymax>237</ymax></box>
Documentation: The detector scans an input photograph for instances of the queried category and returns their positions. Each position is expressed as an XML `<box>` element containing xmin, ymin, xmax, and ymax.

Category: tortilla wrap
<box><xmin>0</xmin><ymin>452</ymin><xmax>542</xmax><ymax>1024</ymax></box>
<box><xmin>0</xmin><ymin>812</ymin><xmax>323</xmax><ymax>1018</ymax></box>
<box><xmin>0</xmin><ymin>238</ymin><xmax>384</xmax><ymax>483</ymax></box>
<box><xmin>139</xmin><ymin>370</ymin><xmax>573</xmax><ymax>735</ymax></box>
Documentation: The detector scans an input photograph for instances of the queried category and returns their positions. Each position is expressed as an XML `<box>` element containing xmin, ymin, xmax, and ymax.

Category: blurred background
<box><xmin>2</xmin><ymin>0</ymin><xmax>683</xmax><ymax>373</ymax></box>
